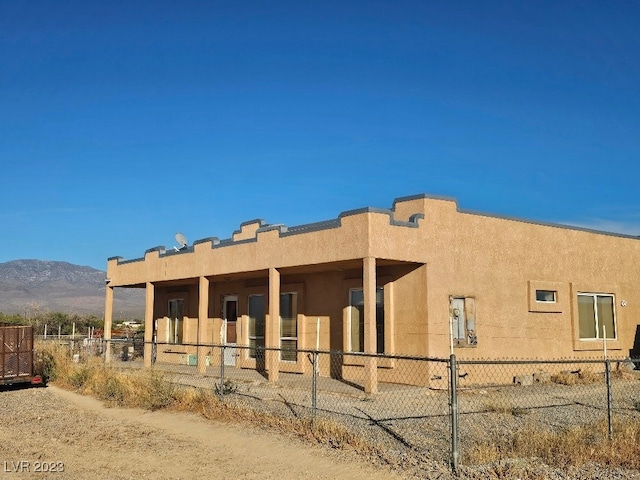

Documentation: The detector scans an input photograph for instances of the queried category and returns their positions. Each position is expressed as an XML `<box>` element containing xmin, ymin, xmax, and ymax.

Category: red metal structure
<box><xmin>1</xmin><ymin>325</ymin><xmax>42</xmax><ymax>386</ymax></box>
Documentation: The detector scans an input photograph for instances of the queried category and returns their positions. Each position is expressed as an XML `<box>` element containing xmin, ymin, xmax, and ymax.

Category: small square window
<box><xmin>528</xmin><ymin>281</ymin><xmax>563</xmax><ymax>313</ymax></box>
<box><xmin>536</xmin><ymin>290</ymin><xmax>556</xmax><ymax>303</ymax></box>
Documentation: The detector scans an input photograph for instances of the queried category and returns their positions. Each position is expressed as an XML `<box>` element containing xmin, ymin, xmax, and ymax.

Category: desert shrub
<box><xmin>95</xmin><ymin>369</ymin><xmax>130</xmax><ymax>406</ymax></box>
<box><xmin>172</xmin><ymin>386</ymin><xmax>221</xmax><ymax>416</ymax></box>
<box><xmin>467</xmin><ymin>418</ymin><xmax>640</xmax><ymax>470</ymax></box>
<box><xmin>68</xmin><ymin>364</ymin><xmax>92</xmax><ymax>389</ymax></box>
<box><xmin>483</xmin><ymin>398</ymin><xmax>529</xmax><ymax>416</ymax></box>
<box><xmin>301</xmin><ymin>417</ymin><xmax>376</xmax><ymax>452</ymax></box>
<box><xmin>216</xmin><ymin>379</ymin><xmax>238</xmax><ymax>395</ymax></box>
<box><xmin>551</xmin><ymin>370</ymin><xmax>602</xmax><ymax>385</ymax></box>
<box><xmin>35</xmin><ymin>341</ymin><xmax>80</xmax><ymax>385</ymax></box>
<box><xmin>124</xmin><ymin>370</ymin><xmax>179</xmax><ymax>411</ymax></box>
<box><xmin>610</xmin><ymin>367</ymin><xmax>636</xmax><ymax>380</ymax></box>
<box><xmin>34</xmin><ymin>349</ymin><xmax>56</xmax><ymax>383</ymax></box>
<box><xmin>35</xmin><ymin>342</ymin><xmax>71</xmax><ymax>381</ymax></box>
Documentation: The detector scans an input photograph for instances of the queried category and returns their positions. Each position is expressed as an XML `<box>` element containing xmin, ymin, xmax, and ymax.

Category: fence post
<box><xmin>605</xmin><ymin>359</ymin><xmax>613</xmax><ymax>440</ymax></box>
<box><xmin>311</xmin><ymin>351</ymin><xmax>318</xmax><ymax>416</ymax></box>
<box><xmin>220</xmin><ymin>345</ymin><xmax>226</xmax><ymax>398</ymax></box>
<box><xmin>449</xmin><ymin>354</ymin><xmax>459</xmax><ymax>471</ymax></box>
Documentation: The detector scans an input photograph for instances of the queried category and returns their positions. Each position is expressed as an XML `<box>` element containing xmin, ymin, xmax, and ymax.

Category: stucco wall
<box><xmin>106</xmin><ymin>194</ymin><xmax>640</xmax><ymax>368</ymax></box>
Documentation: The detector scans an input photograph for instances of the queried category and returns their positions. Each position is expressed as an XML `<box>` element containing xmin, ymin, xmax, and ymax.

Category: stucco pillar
<box><xmin>144</xmin><ymin>282</ymin><xmax>155</xmax><ymax>368</ymax></box>
<box><xmin>197</xmin><ymin>276</ymin><xmax>210</xmax><ymax>373</ymax></box>
<box><xmin>267</xmin><ymin>267</ymin><xmax>280</xmax><ymax>382</ymax></box>
<box><xmin>363</xmin><ymin>256</ymin><xmax>378</xmax><ymax>394</ymax></box>
<box><xmin>104</xmin><ymin>285</ymin><xmax>114</xmax><ymax>364</ymax></box>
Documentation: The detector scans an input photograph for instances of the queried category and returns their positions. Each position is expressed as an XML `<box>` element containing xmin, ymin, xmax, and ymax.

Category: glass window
<box><xmin>349</xmin><ymin>288</ymin><xmax>384</xmax><ymax>353</ymax></box>
<box><xmin>536</xmin><ymin>290</ymin><xmax>557</xmax><ymax>302</ymax></box>
<box><xmin>248</xmin><ymin>294</ymin><xmax>265</xmax><ymax>358</ymax></box>
<box><xmin>168</xmin><ymin>299</ymin><xmax>184</xmax><ymax>344</ymax></box>
<box><xmin>578</xmin><ymin>293</ymin><xmax>615</xmax><ymax>340</ymax></box>
<box><xmin>280</xmin><ymin>293</ymin><xmax>297</xmax><ymax>362</ymax></box>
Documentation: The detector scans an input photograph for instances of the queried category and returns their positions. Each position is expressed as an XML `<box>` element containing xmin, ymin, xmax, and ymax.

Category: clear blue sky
<box><xmin>1</xmin><ymin>1</ymin><xmax>639</xmax><ymax>270</ymax></box>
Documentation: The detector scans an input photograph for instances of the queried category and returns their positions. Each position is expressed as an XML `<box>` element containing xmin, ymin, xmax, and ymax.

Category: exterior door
<box><xmin>223</xmin><ymin>295</ymin><xmax>238</xmax><ymax>365</ymax></box>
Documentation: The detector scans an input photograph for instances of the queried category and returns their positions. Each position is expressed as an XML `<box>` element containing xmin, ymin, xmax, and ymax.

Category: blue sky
<box><xmin>1</xmin><ymin>1</ymin><xmax>639</xmax><ymax>270</ymax></box>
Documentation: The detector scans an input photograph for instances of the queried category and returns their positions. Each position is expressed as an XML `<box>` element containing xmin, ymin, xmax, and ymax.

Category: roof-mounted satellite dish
<box><xmin>174</xmin><ymin>232</ymin><xmax>188</xmax><ymax>252</ymax></box>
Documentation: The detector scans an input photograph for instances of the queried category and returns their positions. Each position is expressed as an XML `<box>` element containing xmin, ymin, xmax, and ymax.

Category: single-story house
<box><xmin>104</xmin><ymin>194</ymin><xmax>640</xmax><ymax>392</ymax></box>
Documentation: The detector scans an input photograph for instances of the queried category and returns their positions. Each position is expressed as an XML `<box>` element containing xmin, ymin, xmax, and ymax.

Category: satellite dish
<box><xmin>174</xmin><ymin>232</ymin><xmax>188</xmax><ymax>251</ymax></box>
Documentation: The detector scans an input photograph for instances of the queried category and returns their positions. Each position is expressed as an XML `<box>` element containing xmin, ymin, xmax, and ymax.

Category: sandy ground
<box><xmin>0</xmin><ymin>385</ymin><xmax>407</xmax><ymax>480</ymax></box>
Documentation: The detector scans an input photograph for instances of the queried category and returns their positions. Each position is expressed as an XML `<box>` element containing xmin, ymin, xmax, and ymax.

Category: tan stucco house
<box><xmin>104</xmin><ymin>194</ymin><xmax>640</xmax><ymax>391</ymax></box>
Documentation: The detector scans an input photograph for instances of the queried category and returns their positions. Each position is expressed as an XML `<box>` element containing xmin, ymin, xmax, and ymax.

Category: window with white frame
<box><xmin>280</xmin><ymin>292</ymin><xmax>298</xmax><ymax>361</ymax></box>
<box><xmin>248</xmin><ymin>294</ymin><xmax>265</xmax><ymax>358</ymax></box>
<box><xmin>168</xmin><ymin>298</ymin><xmax>185</xmax><ymax>344</ymax></box>
<box><xmin>578</xmin><ymin>293</ymin><xmax>615</xmax><ymax>340</ymax></box>
<box><xmin>349</xmin><ymin>288</ymin><xmax>384</xmax><ymax>354</ymax></box>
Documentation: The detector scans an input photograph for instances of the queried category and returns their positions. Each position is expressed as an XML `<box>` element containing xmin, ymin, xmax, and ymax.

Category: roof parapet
<box><xmin>233</xmin><ymin>219</ymin><xmax>266</xmax><ymax>241</ymax></box>
<box><xmin>109</xmin><ymin>195</ymin><xmax>433</xmax><ymax>264</ymax></box>
<box><xmin>193</xmin><ymin>236</ymin><xmax>220</xmax><ymax>247</ymax></box>
<box><xmin>145</xmin><ymin>246</ymin><xmax>166</xmax><ymax>255</ymax></box>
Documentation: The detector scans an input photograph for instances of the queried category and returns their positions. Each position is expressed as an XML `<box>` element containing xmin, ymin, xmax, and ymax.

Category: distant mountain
<box><xmin>0</xmin><ymin>260</ymin><xmax>144</xmax><ymax>318</ymax></box>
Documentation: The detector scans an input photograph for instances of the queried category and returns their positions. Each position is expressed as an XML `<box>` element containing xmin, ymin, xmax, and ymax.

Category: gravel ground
<box><xmin>146</xmin><ymin>361</ymin><xmax>640</xmax><ymax>480</ymax></box>
<box><xmin>226</xmin><ymin>390</ymin><xmax>640</xmax><ymax>480</ymax></box>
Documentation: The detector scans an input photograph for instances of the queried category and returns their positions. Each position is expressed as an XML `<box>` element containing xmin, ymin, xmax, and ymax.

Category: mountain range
<box><xmin>0</xmin><ymin>259</ymin><xmax>144</xmax><ymax>318</ymax></box>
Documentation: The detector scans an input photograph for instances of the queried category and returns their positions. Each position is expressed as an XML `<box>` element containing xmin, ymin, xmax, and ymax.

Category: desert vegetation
<box><xmin>37</xmin><ymin>342</ymin><xmax>386</xmax><ymax>459</ymax></box>
<box><xmin>467</xmin><ymin>418</ymin><xmax>640</xmax><ymax>470</ymax></box>
<box><xmin>36</xmin><ymin>341</ymin><xmax>640</xmax><ymax>478</ymax></box>
<box><xmin>1</xmin><ymin>309</ymin><xmax>103</xmax><ymax>334</ymax></box>
<box><xmin>1</xmin><ymin>308</ymin><xmax>144</xmax><ymax>337</ymax></box>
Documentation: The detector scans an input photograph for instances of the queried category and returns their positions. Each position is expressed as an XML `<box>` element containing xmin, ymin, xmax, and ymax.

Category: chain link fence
<box><xmin>452</xmin><ymin>356</ymin><xmax>640</xmax><ymax>466</ymax></box>
<box><xmin>42</xmin><ymin>337</ymin><xmax>640</xmax><ymax>471</ymax></box>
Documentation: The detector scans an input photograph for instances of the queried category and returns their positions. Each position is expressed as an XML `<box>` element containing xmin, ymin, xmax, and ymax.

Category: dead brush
<box><xmin>610</xmin><ymin>367</ymin><xmax>636</xmax><ymax>380</ymax></box>
<box><xmin>171</xmin><ymin>386</ymin><xmax>224</xmax><ymax>416</ymax></box>
<box><xmin>467</xmin><ymin>418</ymin><xmax>640</xmax><ymax>470</ymax></box>
<box><xmin>183</xmin><ymin>394</ymin><xmax>383</xmax><ymax>458</ymax></box>
<box><xmin>483</xmin><ymin>397</ymin><xmax>528</xmax><ymax>416</ymax></box>
<box><xmin>38</xmin><ymin>344</ymin><xmax>387</xmax><ymax>464</ymax></box>
<box><xmin>298</xmin><ymin>417</ymin><xmax>378</xmax><ymax>453</ymax></box>
<box><xmin>550</xmin><ymin>369</ymin><xmax>602</xmax><ymax>385</ymax></box>
<box><xmin>35</xmin><ymin>341</ymin><xmax>73</xmax><ymax>382</ymax></box>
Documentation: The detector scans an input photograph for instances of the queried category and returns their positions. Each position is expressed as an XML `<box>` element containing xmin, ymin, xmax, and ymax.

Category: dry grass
<box><xmin>467</xmin><ymin>417</ymin><xmax>640</xmax><ymax>470</ymax></box>
<box><xmin>483</xmin><ymin>397</ymin><xmax>529</xmax><ymax>417</ymax></box>
<box><xmin>550</xmin><ymin>369</ymin><xmax>602</xmax><ymax>385</ymax></box>
<box><xmin>40</xmin><ymin>343</ymin><xmax>640</xmax><ymax>474</ymax></box>
<box><xmin>37</xmin><ymin>343</ymin><xmax>390</xmax><ymax>464</ymax></box>
<box><xmin>611</xmin><ymin>367</ymin><xmax>637</xmax><ymax>381</ymax></box>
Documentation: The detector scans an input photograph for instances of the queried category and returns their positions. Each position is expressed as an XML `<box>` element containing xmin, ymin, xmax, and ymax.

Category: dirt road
<box><xmin>0</xmin><ymin>385</ymin><xmax>407</xmax><ymax>480</ymax></box>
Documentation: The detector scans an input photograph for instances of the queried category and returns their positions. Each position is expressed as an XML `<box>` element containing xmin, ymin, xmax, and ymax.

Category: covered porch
<box><xmin>105</xmin><ymin>257</ymin><xmax>426</xmax><ymax>393</ymax></box>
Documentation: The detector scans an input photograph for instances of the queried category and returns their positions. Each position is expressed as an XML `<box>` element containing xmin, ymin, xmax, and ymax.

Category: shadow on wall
<box><xmin>630</xmin><ymin>325</ymin><xmax>640</xmax><ymax>368</ymax></box>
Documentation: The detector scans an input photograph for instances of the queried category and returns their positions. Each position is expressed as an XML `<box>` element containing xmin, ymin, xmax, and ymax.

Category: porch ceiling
<box><xmin>117</xmin><ymin>258</ymin><xmax>423</xmax><ymax>288</ymax></box>
<box><xmin>275</xmin><ymin>258</ymin><xmax>422</xmax><ymax>276</ymax></box>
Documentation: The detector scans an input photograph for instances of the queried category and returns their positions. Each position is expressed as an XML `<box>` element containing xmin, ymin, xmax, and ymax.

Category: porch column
<box><xmin>197</xmin><ymin>276</ymin><xmax>210</xmax><ymax>373</ymax></box>
<box><xmin>363</xmin><ymin>256</ymin><xmax>378</xmax><ymax>394</ymax></box>
<box><xmin>104</xmin><ymin>285</ymin><xmax>114</xmax><ymax>364</ymax></box>
<box><xmin>267</xmin><ymin>267</ymin><xmax>280</xmax><ymax>382</ymax></box>
<box><xmin>144</xmin><ymin>282</ymin><xmax>155</xmax><ymax>368</ymax></box>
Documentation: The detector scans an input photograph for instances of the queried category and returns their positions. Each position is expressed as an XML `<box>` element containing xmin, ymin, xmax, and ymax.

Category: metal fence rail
<box><xmin>40</xmin><ymin>337</ymin><xmax>640</xmax><ymax>472</ymax></box>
